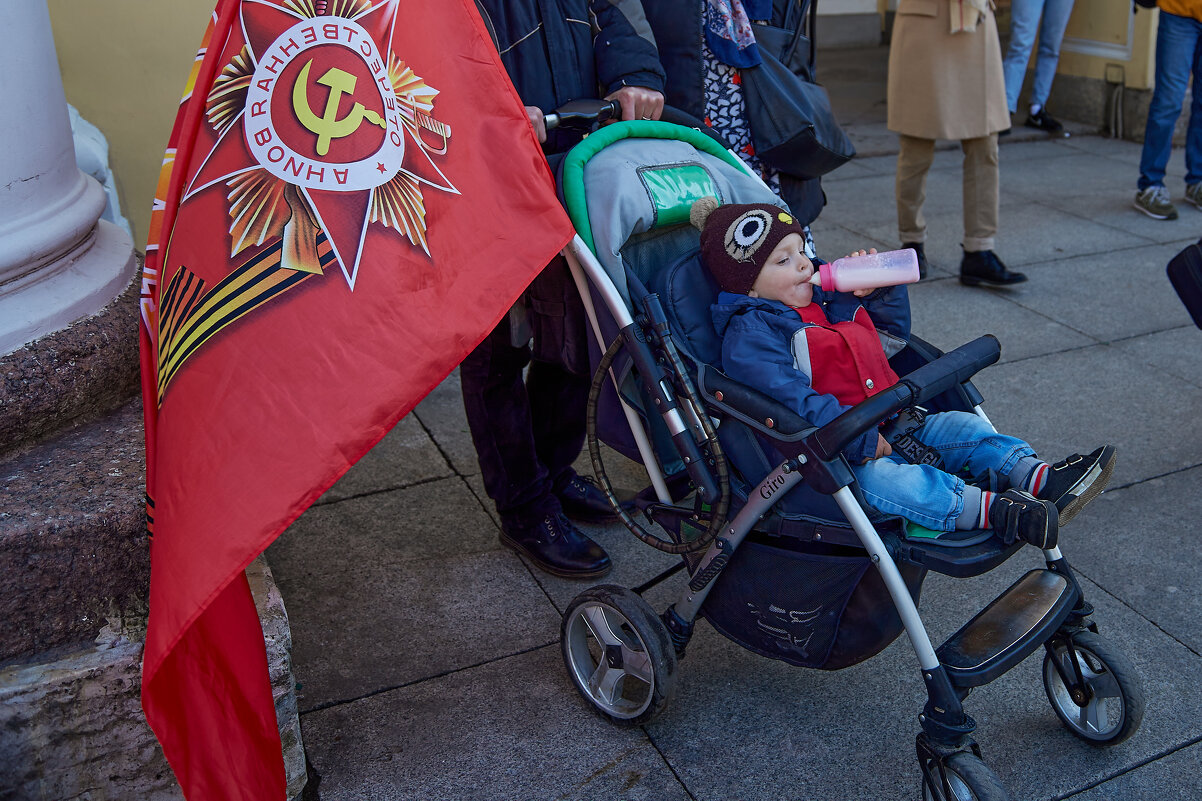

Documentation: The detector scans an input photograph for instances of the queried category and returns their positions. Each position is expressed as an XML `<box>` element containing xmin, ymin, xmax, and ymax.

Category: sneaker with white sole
<box><xmin>1186</xmin><ymin>183</ymin><xmax>1202</xmax><ymax>210</ymax></box>
<box><xmin>1134</xmin><ymin>185</ymin><xmax>1178</xmax><ymax>220</ymax></box>
<box><xmin>1037</xmin><ymin>445</ymin><xmax>1117</xmax><ymax>526</ymax></box>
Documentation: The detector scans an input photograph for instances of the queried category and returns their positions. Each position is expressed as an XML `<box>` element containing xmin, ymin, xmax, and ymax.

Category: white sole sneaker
<box><xmin>1133</xmin><ymin>198</ymin><xmax>1178</xmax><ymax>220</ymax></box>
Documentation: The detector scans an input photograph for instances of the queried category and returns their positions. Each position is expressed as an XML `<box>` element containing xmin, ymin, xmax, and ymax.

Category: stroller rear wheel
<box><xmin>921</xmin><ymin>751</ymin><xmax>1012</xmax><ymax>801</ymax></box>
<box><xmin>1042</xmin><ymin>630</ymin><xmax>1145</xmax><ymax>744</ymax></box>
<box><xmin>561</xmin><ymin>585</ymin><xmax>676</xmax><ymax>726</ymax></box>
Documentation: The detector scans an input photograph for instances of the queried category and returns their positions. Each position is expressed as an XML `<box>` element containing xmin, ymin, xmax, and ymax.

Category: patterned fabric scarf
<box><xmin>704</xmin><ymin>0</ymin><xmax>773</xmax><ymax>68</ymax></box>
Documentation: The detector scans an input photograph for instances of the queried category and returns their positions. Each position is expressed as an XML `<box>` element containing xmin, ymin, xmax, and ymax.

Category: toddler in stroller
<box><xmin>694</xmin><ymin>198</ymin><xmax>1114</xmax><ymax>549</ymax></box>
<box><xmin>547</xmin><ymin>113</ymin><xmax>1145</xmax><ymax>800</ymax></box>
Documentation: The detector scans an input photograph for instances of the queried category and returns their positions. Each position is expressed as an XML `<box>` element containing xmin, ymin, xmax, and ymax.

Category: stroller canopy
<box><xmin>560</xmin><ymin>121</ymin><xmax>789</xmax><ymax>303</ymax></box>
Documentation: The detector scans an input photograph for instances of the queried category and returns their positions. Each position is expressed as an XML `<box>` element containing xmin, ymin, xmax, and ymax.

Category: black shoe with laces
<box><xmin>960</xmin><ymin>249</ymin><xmax>1027</xmax><ymax>287</ymax></box>
<box><xmin>1025</xmin><ymin>108</ymin><xmax>1066</xmax><ymax>136</ymax></box>
<box><xmin>989</xmin><ymin>489</ymin><xmax>1058</xmax><ymax>550</ymax></box>
<box><xmin>901</xmin><ymin>241</ymin><xmax>928</xmax><ymax>279</ymax></box>
<box><xmin>1037</xmin><ymin>445</ymin><xmax>1117</xmax><ymax>526</ymax></box>
<box><xmin>500</xmin><ymin>512</ymin><xmax>612</xmax><ymax>578</ymax></box>
<box><xmin>556</xmin><ymin>474</ymin><xmax>620</xmax><ymax>523</ymax></box>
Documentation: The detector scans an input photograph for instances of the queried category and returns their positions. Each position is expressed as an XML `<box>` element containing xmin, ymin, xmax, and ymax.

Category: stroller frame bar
<box><xmin>832</xmin><ymin>486</ymin><xmax>941</xmax><ymax>670</ymax></box>
<box><xmin>671</xmin><ymin>461</ymin><xmax>805</xmax><ymax>621</ymax></box>
<box><xmin>564</xmin><ymin>235</ymin><xmax>674</xmax><ymax>503</ymax></box>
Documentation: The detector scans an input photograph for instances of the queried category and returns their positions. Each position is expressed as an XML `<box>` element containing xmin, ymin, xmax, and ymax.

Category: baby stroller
<box><xmin>547</xmin><ymin>105</ymin><xmax>1145</xmax><ymax>800</ymax></box>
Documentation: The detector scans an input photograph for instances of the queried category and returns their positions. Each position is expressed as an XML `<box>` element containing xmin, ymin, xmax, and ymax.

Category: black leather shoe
<box><xmin>557</xmin><ymin>474</ymin><xmax>620</xmax><ymax>523</ymax></box>
<box><xmin>901</xmin><ymin>241</ymin><xmax>928</xmax><ymax>279</ymax></box>
<box><xmin>960</xmin><ymin>250</ymin><xmax>1027</xmax><ymax>287</ymax></box>
<box><xmin>500</xmin><ymin>513</ymin><xmax>612</xmax><ymax>579</ymax></box>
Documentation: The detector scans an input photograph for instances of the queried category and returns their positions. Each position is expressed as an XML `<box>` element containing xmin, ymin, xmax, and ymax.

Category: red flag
<box><xmin>138</xmin><ymin>2</ymin><xmax>572</xmax><ymax>797</ymax></box>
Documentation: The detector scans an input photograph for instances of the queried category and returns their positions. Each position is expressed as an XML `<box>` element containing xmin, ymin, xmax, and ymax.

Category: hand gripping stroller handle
<box><xmin>808</xmin><ymin>335</ymin><xmax>1001</xmax><ymax>461</ymax></box>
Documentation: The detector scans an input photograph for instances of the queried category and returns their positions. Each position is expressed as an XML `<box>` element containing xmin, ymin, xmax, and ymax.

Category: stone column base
<box><xmin>0</xmin><ymin>557</ymin><xmax>306</xmax><ymax>800</ymax></box>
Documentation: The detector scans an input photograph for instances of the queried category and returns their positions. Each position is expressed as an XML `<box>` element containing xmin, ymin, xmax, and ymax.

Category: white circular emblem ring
<box><xmin>245</xmin><ymin>16</ymin><xmax>403</xmax><ymax>192</ymax></box>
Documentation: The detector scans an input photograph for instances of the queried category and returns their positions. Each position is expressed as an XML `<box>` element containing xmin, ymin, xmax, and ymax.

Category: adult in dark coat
<box><xmin>463</xmin><ymin>0</ymin><xmax>665</xmax><ymax>579</ymax></box>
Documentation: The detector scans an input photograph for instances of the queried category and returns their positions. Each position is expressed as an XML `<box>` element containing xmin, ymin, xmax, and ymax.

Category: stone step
<box><xmin>1</xmin><ymin>398</ymin><xmax>146</xmax><ymax>664</ymax></box>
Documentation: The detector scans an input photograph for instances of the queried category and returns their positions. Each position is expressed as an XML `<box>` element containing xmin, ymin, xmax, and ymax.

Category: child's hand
<box><xmin>862</xmin><ymin>433</ymin><xmax>893</xmax><ymax>463</ymax></box>
<box><xmin>846</xmin><ymin>247</ymin><xmax>880</xmax><ymax>297</ymax></box>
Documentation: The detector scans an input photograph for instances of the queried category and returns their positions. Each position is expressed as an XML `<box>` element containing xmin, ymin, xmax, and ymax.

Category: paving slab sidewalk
<box><xmin>267</xmin><ymin>46</ymin><xmax>1202</xmax><ymax>801</ymax></box>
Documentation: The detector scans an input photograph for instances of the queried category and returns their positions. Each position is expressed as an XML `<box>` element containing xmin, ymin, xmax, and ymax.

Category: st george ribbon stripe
<box><xmin>156</xmin><ymin>234</ymin><xmax>334</xmax><ymax>400</ymax></box>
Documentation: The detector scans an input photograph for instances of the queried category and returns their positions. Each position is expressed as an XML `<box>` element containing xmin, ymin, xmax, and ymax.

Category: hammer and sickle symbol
<box><xmin>292</xmin><ymin>60</ymin><xmax>387</xmax><ymax>156</ymax></box>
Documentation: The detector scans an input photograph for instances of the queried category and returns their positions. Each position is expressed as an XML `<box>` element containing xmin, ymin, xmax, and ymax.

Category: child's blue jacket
<box><xmin>710</xmin><ymin>285</ymin><xmax>911</xmax><ymax>464</ymax></box>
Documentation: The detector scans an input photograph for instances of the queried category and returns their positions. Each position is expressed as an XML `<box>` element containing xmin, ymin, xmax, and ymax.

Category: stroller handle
<box><xmin>543</xmin><ymin>99</ymin><xmax>620</xmax><ymax>131</ymax></box>
<box><xmin>809</xmin><ymin>335</ymin><xmax>1001</xmax><ymax>462</ymax></box>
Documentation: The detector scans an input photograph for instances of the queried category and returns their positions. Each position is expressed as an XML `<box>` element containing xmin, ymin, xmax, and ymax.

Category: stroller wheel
<box><xmin>921</xmin><ymin>751</ymin><xmax>1012</xmax><ymax>801</ymax></box>
<box><xmin>561</xmin><ymin>585</ymin><xmax>676</xmax><ymax>726</ymax></box>
<box><xmin>1042</xmin><ymin>630</ymin><xmax>1145</xmax><ymax>744</ymax></box>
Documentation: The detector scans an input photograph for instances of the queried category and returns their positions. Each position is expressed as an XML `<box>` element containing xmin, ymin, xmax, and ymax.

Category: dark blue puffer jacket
<box><xmin>475</xmin><ymin>0</ymin><xmax>665</xmax><ymax>154</ymax></box>
<box><xmin>711</xmin><ymin>285</ymin><xmax>911</xmax><ymax>464</ymax></box>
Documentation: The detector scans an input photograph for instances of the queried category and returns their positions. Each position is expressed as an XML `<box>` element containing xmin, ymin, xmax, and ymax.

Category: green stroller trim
<box><xmin>560</xmin><ymin>120</ymin><xmax>749</xmax><ymax>256</ymax></box>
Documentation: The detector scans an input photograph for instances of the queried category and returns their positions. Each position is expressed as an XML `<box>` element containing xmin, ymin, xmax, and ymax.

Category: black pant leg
<box><xmin>459</xmin><ymin>312</ymin><xmax>556</xmax><ymax>527</ymax></box>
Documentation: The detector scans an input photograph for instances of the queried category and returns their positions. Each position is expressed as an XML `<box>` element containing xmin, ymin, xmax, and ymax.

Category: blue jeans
<box><xmin>1138</xmin><ymin>11</ymin><xmax>1202</xmax><ymax>191</ymax></box>
<box><xmin>853</xmin><ymin>411</ymin><xmax>1034</xmax><ymax>531</ymax></box>
<box><xmin>1003</xmin><ymin>0</ymin><xmax>1076</xmax><ymax>112</ymax></box>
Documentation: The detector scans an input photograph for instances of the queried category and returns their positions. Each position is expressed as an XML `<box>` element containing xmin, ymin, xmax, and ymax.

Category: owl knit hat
<box><xmin>690</xmin><ymin>197</ymin><xmax>805</xmax><ymax>295</ymax></box>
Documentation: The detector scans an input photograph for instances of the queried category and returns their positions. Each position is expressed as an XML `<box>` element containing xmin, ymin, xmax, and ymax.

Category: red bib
<box><xmin>795</xmin><ymin>304</ymin><xmax>900</xmax><ymax>406</ymax></box>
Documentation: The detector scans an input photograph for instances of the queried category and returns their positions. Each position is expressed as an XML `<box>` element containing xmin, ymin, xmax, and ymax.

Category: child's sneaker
<box><xmin>1037</xmin><ymin>445</ymin><xmax>1117</xmax><ymax>526</ymax></box>
<box><xmin>1134</xmin><ymin>185</ymin><xmax>1178</xmax><ymax>220</ymax></box>
<box><xmin>1186</xmin><ymin>183</ymin><xmax>1202</xmax><ymax>210</ymax></box>
<box><xmin>989</xmin><ymin>489</ymin><xmax>1058</xmax><ymax>550</ymax></box>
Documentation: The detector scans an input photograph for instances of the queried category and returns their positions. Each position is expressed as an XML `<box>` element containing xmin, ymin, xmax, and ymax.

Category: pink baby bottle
<box><xmin>810</xmin><ymin>248</ymin><xmax>921</xmax><ymax>293</ymax></box>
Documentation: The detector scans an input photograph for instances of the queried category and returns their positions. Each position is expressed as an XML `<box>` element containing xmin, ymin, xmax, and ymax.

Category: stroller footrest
<box><xmin>937</xmin><ymin>569</ymin><xmax>1079</xmax><ymax>689</ymax></box>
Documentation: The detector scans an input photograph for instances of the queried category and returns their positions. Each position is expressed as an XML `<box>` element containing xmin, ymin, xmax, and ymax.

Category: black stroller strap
<box><xmin>880</xmin><ymin>406</ymin><xmax>945</xmax><ymax>470</ymax></box>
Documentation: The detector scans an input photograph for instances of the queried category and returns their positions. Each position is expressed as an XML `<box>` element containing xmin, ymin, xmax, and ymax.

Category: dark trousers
<box><xmin>459</xmin><ymin>258</ymin><xmax>589</xmax><ymax>528</ymax></box>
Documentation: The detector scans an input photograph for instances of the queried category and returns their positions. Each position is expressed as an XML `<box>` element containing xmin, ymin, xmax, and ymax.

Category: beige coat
<box><xmin>886</xmin><ymin>0</ymin><xmax>1009</xmax><ymax>141</ymax></box>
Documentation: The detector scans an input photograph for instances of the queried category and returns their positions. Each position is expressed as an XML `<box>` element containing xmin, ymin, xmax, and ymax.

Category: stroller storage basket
<box><xmin>702</xmin><ymin>533</ymin><xmax>925</xmax><ymax>670</ymax></box>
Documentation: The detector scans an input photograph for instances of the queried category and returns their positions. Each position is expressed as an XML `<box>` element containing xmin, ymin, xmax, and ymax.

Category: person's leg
<box><xmin>873</xmin><ymin>411</ymin><xmax>1058</xmax><ymax>546</ymax></box>
<box><xmin>460</xmin><ymin>305</ymin><xmax>610</xmax><ymax>578</ymax></box>
<box><xmin>1184</xmin><ymin>16</ymin><xmax>1202</xmax><ymax>192</ymax></box>
<box><xmin>916</xmin><ymin>411</ymin><xmax>1114</xmax><ymax>527</ymax></box>
<box><xmin>1029</xmin><ymin>0</ymin><xmax>1075</xmax><ymax>110</ymax></box>
<box><xmin>854</xmin><ymin>457</ymin><xmax>967</xmax><ymax>532</ymax></box>
<box><xmin>961</xmin><ymin>135</ymin><xmax>999</xmax><ymax>253</ymax></box>
<box><xmin>459</xmin><ymin>314</ymin><xmax>554</xmax><ymax>526</ymax></box>
<box><xmin>959</xmin><ymin>134</ymin><xmax>1026</xmax><ymax>284</ymax></box>
<box><xmin>897</xmin><ymin>134</ymin><xmax>936</xmax><ymax>245</ymax></box>
<box><xmin>1003</xmin><ymin>0</ymin><xmax>1042</xmax><ymax>113</ymax></box>
<box><xmin>1139</xmin><ymin>11</ymin><xmax>1196</xmax><ymax>191</ymax></box>
<box><xmin>528</xmin><ymin>359</ymin><xmax>588</xmax><ymax>492</ymax></box>
<box><xmin>916</xmin><ymin>410</ymin><xmax>1035</xmax><ymax>481</ymax></box>
<box><xmin>524</xmin><ymin>256</ymin><xmax>616</xmax><ymax>522</ymax></box>
<box><xmin>854</xmin><ymin>455</ymin><xmax>1055</xmax><ymax>547</ymax></box>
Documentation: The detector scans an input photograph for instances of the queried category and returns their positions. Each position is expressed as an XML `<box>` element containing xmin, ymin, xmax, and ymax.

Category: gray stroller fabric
<box><xmin>582</xmin><ymin>137</ymin><xmax>784</xmax><ymax>302</ymax></box>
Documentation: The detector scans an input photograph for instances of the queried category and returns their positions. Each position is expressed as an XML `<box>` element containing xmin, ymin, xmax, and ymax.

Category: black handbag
<box><xmin>753</xmin><ymin>0</ymin><xmax>815</xmax><ymax>82</ymax></box>
<box><xmin>741</xmin><ymin>46</ymin><xmax>856</xmax><ymax>179</ymax></box>
<box><xmin>1167</xmin><ymin>237</ymin><xmax>1202</xmax><ymax>329</ymax></box>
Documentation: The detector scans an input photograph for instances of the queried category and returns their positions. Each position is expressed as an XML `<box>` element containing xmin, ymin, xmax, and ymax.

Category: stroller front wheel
<box><xmin>921</xmin><ymin>751</ymin><xmax>1012</xmax><ymax>801</ymax></box>
<box><xmin>1042</xmin><ymin>630</ymin><xmax>1145</xmax><ymax>744</ymax></box>
<box><xmin>561</xmin><ymin>585</ymin><xmax>677</xmax><ymax>726</ymax></box>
